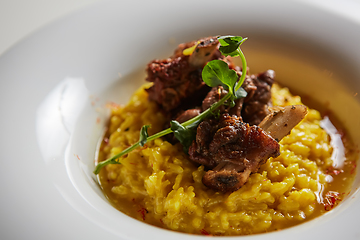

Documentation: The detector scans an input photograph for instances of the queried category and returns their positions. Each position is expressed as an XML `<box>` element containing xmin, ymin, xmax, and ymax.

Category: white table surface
<box><xmin>0</xmin><ymin>1</ymin><xmax>359</xmax><ymax>240</ymax></box>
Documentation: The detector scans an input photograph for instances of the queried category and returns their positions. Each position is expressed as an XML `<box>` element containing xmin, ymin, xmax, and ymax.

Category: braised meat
<box><xmin>188</xmin><ymin>114</ymin><xmax>280</xmax><ymax>192</ymax></box>
<box><xmin>174</xmin><ymin>108</ymin><xmax>201</xmax><ymax>124</ymax></box>
<box><xmin>189</xmin><ymin>105</ymin><xmax>307</xmax><ymax>192</ymax></box>
<box><xmin>241</xmin><ymin>70</ymin><xmax>275</xmax><ymax>125</ymax></box>
<box><xmin>201</xmin><ymin>86</ymin><xmax>229</xmax><ymax>114</ymax></box>
<box><xmin>146</xmin><ymin>57</ymin><xmax>204</xmax><ymax>112</ymax></box>
<box><xmin>200</xmin><ymin>69</ymin><xmax>274</xmax><ymax>125</ymax></box>
<box><xmin>146</xmin><ymin>36</ymin><xmax>224</xmax><ymax>113</ymax></box>
<box><xmin>145</xmin><ymin>36</ymin><xmax>307</xmax><ymax>193</ymax></box>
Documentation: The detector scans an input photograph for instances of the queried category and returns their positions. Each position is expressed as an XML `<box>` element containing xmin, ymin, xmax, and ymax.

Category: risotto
<box><xmin>97</xmin><ymin>82</ymin><xmax>357</xmax><ymax>236</ymax></box>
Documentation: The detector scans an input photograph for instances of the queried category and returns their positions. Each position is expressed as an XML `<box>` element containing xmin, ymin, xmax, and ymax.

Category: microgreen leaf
<box><xmin>218</xmin><ymin>35</ymin><xmax>247</xmax><ymax>57</ymax></box>
<box><xmin>139</xmin><ymin>125</ymin><xmax>150</xmax><ymax>146</ymax></box>
<box><xmin>227</xmin><ymin>87</ymin><xmax>247</xmax><ymax>108</ymax></box>
<box><xmin>202</xmin><ymin>60</ymin><xmax>238</xmax><ymax>95</ymax></box>
<box><xmin>170</xmin><ymin>120</ymin><xmax>196</xmax><ymax>152</ymax></box>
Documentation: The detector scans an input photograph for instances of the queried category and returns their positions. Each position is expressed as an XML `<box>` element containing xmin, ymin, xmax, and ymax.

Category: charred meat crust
<box><xmin>202</xmin><ymin>162</ymin><xmax>252</xmax><ymax>193</ymax></box>
<box><xmin>241</xmin><ymin>70</ymin><xmax>275</xmax><ymax>125</ymax></box>
<box><xmin>200</xmin><ymin>69</ymin><xmax>275</xmax><ymax>125</ymax></box>
<box><xmin>146</xmin><ymin>57</ymin><xmax>207</xmax><ymax>112</ymax></box>
<box><xmin>145</xmin><ymin>36</ymin><xmax>235</xmax><ymax>115</ymax></box>
<box><xmin>188</xmin><ymin>114</ymin><xmax>280</xmax><ymax>192</ymax></box>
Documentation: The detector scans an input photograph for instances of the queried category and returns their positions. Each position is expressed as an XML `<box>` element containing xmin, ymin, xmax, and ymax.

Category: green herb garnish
<box><xmin>202</xmin><ymin>59</ymin><xmax>238</xmax><ymax>95</ymax></box>
<box><xmin>139</xmin><ymin>125</ymin><xmax>150</xmax><ymax>147</ymax></box>
<box><xmin>93</xmin><ymin>35</ymin><xmax>248</xmax><ymax>175</ymax></box>
<box><xmin>170</xmin><ymin>120</ymin><xmax>196</xmax><ymax>152</ymax></box>
<box><xmin>218</xmin><ymin>35</ymin><xmax>247</xmax><ymax>57</ymax></box>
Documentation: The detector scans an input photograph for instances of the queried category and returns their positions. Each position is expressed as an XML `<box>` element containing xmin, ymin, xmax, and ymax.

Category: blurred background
<box><xmin>0</xmin><ymin>0</ymin><xmax>100</xmax><ymax>56</ymax></box>
<box><xmin>1</xmin><ymin>0</ymin><xmax>360</xmax><ymax>56</ymax></box>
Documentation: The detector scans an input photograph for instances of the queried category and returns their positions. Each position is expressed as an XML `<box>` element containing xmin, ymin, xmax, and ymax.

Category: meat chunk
<box><xmin>201</xmin><ymin>86</ymin><xmax>228</xmax><ymax>113</ymax></box>
<box><xmin>175</xmin><ymin>108</ymin><xmax>201</xmax><ymax>124</ymax></box>
<box><xmin>144</xmin><ymin>36</ymin><xmax>305</xmax><ymax>193</ymax></box>
<box><xmin>188</xmin><ymin>114</ymin><xmax>280</xmax><ymax>192</ymax></box>
<box><xmin>146</xmin><ymin>36</ymin><xmax>225</xmax><ymax>113</ymax></box>
<box><xmin>189</xmin><ymin>104</ymin><xmax>307</xmax><ymax>193</ymax></box>
<box><xmin>202</xmin><ymin>162</ymin><xmax>252</xmax><ymax>193</ymax></box>
<box><xmin>241</xmin><ymin>70</ymin><xmax>275</xmax><ymax>125</ymax></box>
<box><xmin>200</xmin><ymin>69</ymin><xmax>273</xmax><ymax>125</ymax></box>
<box><xmin>146</xmin><ymin>57</ymin><xmax>206</xmax><ymax>112</ymax></box>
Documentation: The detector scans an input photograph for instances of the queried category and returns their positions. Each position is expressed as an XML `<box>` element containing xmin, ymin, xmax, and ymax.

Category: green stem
<box><xmin>93</xmin><ymin>127</ymin><xmax>173</xmax><ymax>174</ymax></box>
<box><xmin>93</xmin><ymin>47</ymin><xmax>247</xmax><ymax>175</ymax></box>
<box><xmin>235</xmin><ymin>48</ymin><xmax>247</xmax><ymax>92</ymax></box>
<box><xmin>92</xmin><ymin>96</ymin><xmax>230</xmax><ymax>175</ymax></box>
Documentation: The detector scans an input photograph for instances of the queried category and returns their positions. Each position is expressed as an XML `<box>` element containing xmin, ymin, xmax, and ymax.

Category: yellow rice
<box><xmin>97</xmin><ymin>82</ymin><xmax>355</xmax><ymax>236</ymax></box>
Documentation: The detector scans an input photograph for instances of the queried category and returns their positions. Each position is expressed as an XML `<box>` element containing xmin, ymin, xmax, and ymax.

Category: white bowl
<box><xmin>35</xmin><ymin>0</ymin><xmax>360</xmax><ymax>239</ymax></box>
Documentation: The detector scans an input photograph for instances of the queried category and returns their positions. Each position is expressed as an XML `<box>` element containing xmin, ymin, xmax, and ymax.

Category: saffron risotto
<box><xmin>97</xmin><ymin>82</ymin><xmax>356</xmax><ymax>236</ymax></box>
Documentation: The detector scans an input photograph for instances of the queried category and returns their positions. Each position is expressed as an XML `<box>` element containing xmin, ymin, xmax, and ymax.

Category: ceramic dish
<box><xmin>4</xmin><ymin>0</ymin><xmax>360</xmax><ymax>239</ymax></box>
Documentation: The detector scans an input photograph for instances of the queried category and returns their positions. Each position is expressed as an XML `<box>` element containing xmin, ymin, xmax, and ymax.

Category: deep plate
<box><xmin>3</xmin><ymin>0</ymin><xmax>360</xmax><ymax>239</ymax></box>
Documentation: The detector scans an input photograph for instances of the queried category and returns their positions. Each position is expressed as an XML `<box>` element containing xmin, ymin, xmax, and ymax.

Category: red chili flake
<box><xmin>138</xmin><ymin>144</ymin><xmax>148</xmax><ymax>151</ymax></box>
<box><xmin>130</xmin><ymin>162</ymin><xmax>137</xmax><ymax>165</ymax></box>
<box><xmin>323</xmin><ymin>191</ymin><xmax>342</xmax><ymax>211</ymax></box>
<box><xmin>75</xmin><ymin>154</ymin><xmax>80</xmax><ymax>160</ymax></box>
<box><xmin>200</xmin><ymin>229</ymin><xmax>211</xmax><ymax>235</ymax></box>
<box><xmin>325</xmin><ymin>167</ymin><xmax>344</xmax><ymax>176</ymax></box>
<box><xmin>96</xmin><ymin>117</ymin><xmax>101</xmax><ymax>124</ymax></box>
<box><xmin>138</xmin><ymin>208</ymin><xmax>148</xmax><ymax>221</ymax></box>
<box><xmin>350</xmin><ymin>162</ymin><xmax>357</xmax><ymax>174</ymax></box>
<box><xmin>160</xmin><ymin>219</ymin><xmax>164</xmax><ymax>225</ymax></box>
<box><xmin>106</xmin><ymin>101</ymin><xmax>122</xmax><ymax>109</ymax></box>
<box><xmin>103</xmin><ymin>137</ymin><xmax>109</xmax><ymax>144</ymax></box>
